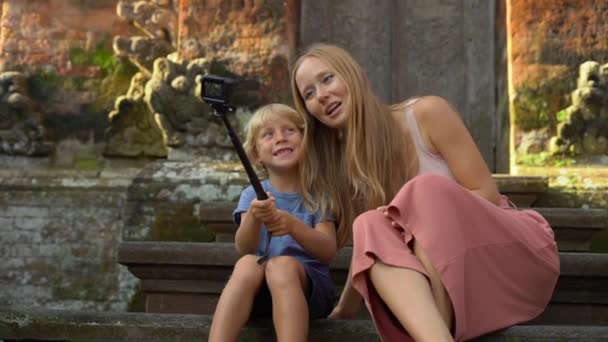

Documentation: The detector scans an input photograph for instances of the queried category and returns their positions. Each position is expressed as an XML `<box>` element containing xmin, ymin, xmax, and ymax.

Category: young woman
<box><xmin>291</xmin><ymin>43</ymin><xmax>559</xmax><ymax>342</ymax></box>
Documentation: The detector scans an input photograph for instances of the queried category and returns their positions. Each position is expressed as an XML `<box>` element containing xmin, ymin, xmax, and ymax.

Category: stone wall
<box><xmin>0</xmin><ymin>0</ymin><xmax>136</xmax><ymax>165</ymax></box>
<box><xmin>0</xmin><ymin>161</ymin><xmax>249</xmax><ymax>311</ymax></box>
<box><xmin>0</xmin><ymin>169</ymin><xmax>132</xmax><ymax>311</ymax></box>
<box><xmin>300</xmin><ymin>0</ymin><xmax>500</xmax><ymax>169</ymax></box>
<box><xmin>0</xmin><ymin>0</ymin><xmax>131</xmax><ymax>74</ymax></box>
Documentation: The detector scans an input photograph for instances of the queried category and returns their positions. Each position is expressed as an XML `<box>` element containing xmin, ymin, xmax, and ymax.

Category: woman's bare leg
<box><xmin>369</xmin><ymin>261</ymin><xmax>453</xmax><ymax>342</ymax></box>
<box><xmin>413</xmin><ymin>240</ymin><xmax>454</xmax><ymax>328</ymax></box>
<box><xmin>265</xmin><ymin>256</ymin><xmax>309</xmax><ymax>342</ymax></box>
<box><xmin>208</xmin><ymin>254</ymin><xmax>265</xmax><ymax>342</ymax></box>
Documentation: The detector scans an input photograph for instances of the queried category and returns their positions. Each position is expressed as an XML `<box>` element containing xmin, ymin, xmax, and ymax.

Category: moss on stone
<box><xmin>513</xmin><ymin>74</ymin><xmax>575</xmax><ymax>132</ymax></box>
<box><xmin>73</xmin><ymin>157</ymin><xmax>100</xmax><ymax>170</ymax></box>
<box><xmin>515</xmin><ymin>152</ymin><xmax>576</xmax><ymax>167</ymax></box>
<box><xmin>69</xmin><ymin>41</ymin><xmax>138</xmax><ymax>111</ymax></box>
<box><xmin>151</xmin><ymin>203</ymin><xmax>215</xmax><ymax>242</ymax></box>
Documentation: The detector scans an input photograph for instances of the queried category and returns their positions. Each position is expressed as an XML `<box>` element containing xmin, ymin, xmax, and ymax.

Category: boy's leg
<box><xmin>208</xmin><ymin>254</ymin><xmax>265</xmax><ymax>342</ymax></box>
<box><xmin>265</xmin><ymin>256</ymin><xmax>309</xmax><ymax>342</ymax></box>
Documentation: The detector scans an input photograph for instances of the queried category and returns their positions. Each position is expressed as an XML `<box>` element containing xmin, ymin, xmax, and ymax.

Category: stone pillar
<box><xmin>300</xmin><ymin>0</ymin><xmax>498</xmax><ymax>168</ymax></box>
<box><xmin>300</xmin><ymin>0</ymin><xmax>394</xmax><ymax>102</ymax></box>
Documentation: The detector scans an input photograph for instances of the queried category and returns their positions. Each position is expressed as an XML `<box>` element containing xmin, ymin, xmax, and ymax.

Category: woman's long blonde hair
<box><xmin>291</xmin><ymin>44</ymin><xmax>418</xmax><ymax>248</ymax></box>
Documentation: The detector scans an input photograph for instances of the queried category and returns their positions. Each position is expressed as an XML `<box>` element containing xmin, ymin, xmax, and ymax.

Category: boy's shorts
<box><xmin>249</xmin><ymin>264</ymin><xmax>335</xmax><ymax>320</ymax></box>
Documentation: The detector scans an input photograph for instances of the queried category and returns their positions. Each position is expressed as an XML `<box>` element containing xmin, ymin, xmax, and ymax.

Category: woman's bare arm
<box><xmin>413</xmin><ymin>96</ymin><xmax>500</xmax><ymax>204</ymax></box>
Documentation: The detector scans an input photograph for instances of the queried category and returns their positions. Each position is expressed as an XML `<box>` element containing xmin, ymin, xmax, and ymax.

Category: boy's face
<box><xmin>254</xmin><ymin>115</ymin><xmax>304</xmax><ymax>173</ymax></box>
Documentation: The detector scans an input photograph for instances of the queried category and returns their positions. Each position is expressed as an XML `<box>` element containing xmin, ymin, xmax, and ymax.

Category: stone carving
<box><xmin>104</xmin><ymin>72</ymin><xmax>167</xmax><ymax>157</ymax></box>
<box><xmin>114</xmin><ymin>0</ymin><xmax>177</xmax><ymax>74</ymax></box>
<box><xmin>550</xmin><ymin>61</ymin><xmax>608</xmax><ymax>156</ymax></box>
<box><xmin>144</xmin><ymin>57</ymin><xmax>235</xmax><ymax>159</ymax></box>
<box><xmin>0</xmin><ymin>72</ymin><xmax>53</xmax><ymax>156</ymax></box>
<box><xmin>108</xmin><ymin>0</ymin><xmax>244</xmax><ymax>161</ymax></box>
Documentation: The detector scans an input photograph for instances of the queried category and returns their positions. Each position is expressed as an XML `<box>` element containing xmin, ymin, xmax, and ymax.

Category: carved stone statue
<box><xmin>0</xmin><ymin>72</ymin><xmax>53</xmax><ymax>156</ymax></box>
<box><xmin>108</xmin><ymin>0</ymin><xmax>249</xmax><ymax>161</ymax></box>
<box><xmin>114</xmin><ymin>0</ymin><xmax>177</xmax><ymax>74</ymax></box>
<box><xmin>550</xmin><ymin>61</ymin><xmax>608</xmax><ymax>156</ymax></box>
<box><xmin>104</xmin><ymin>72</ymin><xmax>167</xmax><ymax>157</ymax></box>
<box><xmin>144</xmin><ymin>57</ymin><xmax>235</xmax><ymax>160</ymax></box>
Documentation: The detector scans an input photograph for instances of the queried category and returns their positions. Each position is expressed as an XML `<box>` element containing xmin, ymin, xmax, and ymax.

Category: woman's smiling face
<box><xmin>295</xmin><ymin>56</ymin><xmax>349</xmax><ymax>129</ymax></box>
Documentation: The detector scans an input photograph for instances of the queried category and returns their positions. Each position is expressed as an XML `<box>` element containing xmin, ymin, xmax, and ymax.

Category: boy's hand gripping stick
<box><xmin>201</xmin><ymin>75</ymin><xmax>271</xmax><ymax>264</ymax></box>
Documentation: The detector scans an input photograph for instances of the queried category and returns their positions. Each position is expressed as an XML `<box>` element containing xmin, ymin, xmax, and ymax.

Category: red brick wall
<box><xmin>177</xmin><ymin>0</ymin><xmax>292</xmax><ymax>104</ymax></box>
<box><xmin>510</xmin><ymin>0</ymin><xmax>608</xmax><ymax>88</ymax></box>
<box><xmin>0</xmin><ymin>0</ymin><xmax>131</xmax><ymax>75</ymax></box>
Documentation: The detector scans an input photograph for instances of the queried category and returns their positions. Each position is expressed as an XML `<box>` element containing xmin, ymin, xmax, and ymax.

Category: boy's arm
<box><xmin>268</xmin><ymin>213</ymin><xmax>337</xmax><ymax>264</ymax></box>
<box><xmin>234</xmin><ymin>211</ymin><xmax>262</xmax><ymax>255</ymax></box>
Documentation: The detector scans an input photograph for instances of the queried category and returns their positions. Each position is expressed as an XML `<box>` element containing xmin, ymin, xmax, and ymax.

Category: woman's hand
<box><xmin>377</xmin><ymin>205</ymin><xmax>399</xmax><ymax>228</ymax></box>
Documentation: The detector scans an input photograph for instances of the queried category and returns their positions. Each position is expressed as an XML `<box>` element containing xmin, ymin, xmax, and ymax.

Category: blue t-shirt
<box><xmin>233</xmin><ymin>179</ymin><xmax>333</xmax><ymax>267</ymax></box>
<box><xmin>234</xmin><ymin>179</ymin><xmax>336</xmax><ymax>317</ymax></box>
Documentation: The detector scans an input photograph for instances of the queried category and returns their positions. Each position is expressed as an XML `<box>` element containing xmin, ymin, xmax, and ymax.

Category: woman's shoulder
<box><xmin>406</xmin><ymin>95</ymin><xmax>458</xmax><ymax>124</ymax></box>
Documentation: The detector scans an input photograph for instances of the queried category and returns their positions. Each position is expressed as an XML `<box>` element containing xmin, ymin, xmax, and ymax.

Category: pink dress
<box><xmin>350</xmin><ymin>103</ymin><xmax>560</xmax><ymax>341</ymax></box>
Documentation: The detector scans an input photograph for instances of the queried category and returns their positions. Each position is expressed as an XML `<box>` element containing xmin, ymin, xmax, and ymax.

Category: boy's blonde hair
<box><xmin>291</xmin><ymin>43</ymin><xmax>419</xmax><ymax>248</ymax></box>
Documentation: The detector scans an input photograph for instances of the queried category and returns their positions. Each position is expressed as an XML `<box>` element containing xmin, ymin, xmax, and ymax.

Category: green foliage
<box><xmin>27</xmin><ymin>41</ymin><xmax>138</xmax><ymax>115</ymax></box>
<box><xmin>556</xmin><ymin>109</ymin><xmax>569</xmax><ymax>123</ymax></box>
<box><xmin>516</xmin><ymin>152</ymin><xmax>576</xmax><ymax>167</ymax></box>
<box><xmin>94</xmin><ymin>60</ymin><xmax>139</xmax><ymax>112</ymax></box>
<box><xmin>69</xmin><ymin>43</ymin><xmax>121</xmax><ymax>77</ymax></box>
<box><xmin>69</xmin><ymin>40</ymin><xmax>139</xmax><ymax>111</ymax></box>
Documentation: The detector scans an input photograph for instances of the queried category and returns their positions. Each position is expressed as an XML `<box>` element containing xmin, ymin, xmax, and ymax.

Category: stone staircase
<box><xmin>2</xmin><ymin>175</ymin><xmax>608</xmax><ymax>341</ymax></box>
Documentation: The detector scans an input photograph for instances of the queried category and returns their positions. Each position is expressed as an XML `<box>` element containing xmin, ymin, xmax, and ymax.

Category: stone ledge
<box><xmin>492</xmin><ymin>174</ymin><xmax>549</xmax><ymax>206</ymax></box>
<box><xmin>118</xmin><ymin>242</ymin><xmax>608</xmax><ymax>276</ymax></box>
<box><xmin>118</xmin><ymin>242</ymin><xmax>608</xmax><ymax>324</ymax></box>
<box><xmin>1</xmin><ymin>308</ymin><xmax>607</xmax><ymax>342</ymax></box>
<box><xmin>200</xmin><ymin>203</ymin><xmax>608</xmax><ymax>251</ymax></box>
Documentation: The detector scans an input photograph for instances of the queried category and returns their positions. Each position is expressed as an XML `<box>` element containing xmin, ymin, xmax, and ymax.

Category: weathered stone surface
<box><xmin>2</xmin><ymin>305</ymin><xmax>608</xmax><ymax>341</ymax></box>
<box><xmin>547</xmin><ymin>60</ymin><xmax>608</xmax><ymax>157</ymax></box>
<box><xmin>118</xmin><ymin>241</ymin><xmax>608</xmax><ymax>325</ymax></box>
<box><xmin>300</xmin><ymin>0</ymin><xmax>497</xmax><ymax>166</ymax></box>
<box><xmin>104</xmin><ymin>72</ymin><xmax>167</xmax><ymax>158</ymax></box>
<box><xmin>0</xmin><ymin>160</ymin><xmax>245</xmax><ymax>311</ymax></box>
<box><xmin>0</xmin><ymin>72</ymin><xmax>53</xmax><ymax>156</ymax></box>
<box><xmin>510</xmin><ymin>0</ymin><xmax>608</xmax><ymax>166</ymax></box>
<box><xmin>0</xmin><ymin>170</ymin><xmax>134</xmax><ymax>312</ymax></box>
<box><xmin>201</xmin><ymin>203</ymin><xmax>608</xmax><ymax>251</ymax></box>
<box><xmin>114</xmin><ymin>0</ymin><xmax>177</xmax><ymax>72</ymax></box>
<box><xmin>0</xmin><ymin>0</ymin><xmax>131</xmax><ymax>72</ymax></box>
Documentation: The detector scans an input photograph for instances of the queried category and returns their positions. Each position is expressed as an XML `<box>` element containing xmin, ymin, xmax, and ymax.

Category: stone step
<box><xmin>118</xmin><ymin>242</ymin><xmax>608</xmax><ymax>325</ymax></box>
<box><xmin>200</xmin><ymin>203</ymin><xmax>608</xmax><ymax>252</ymax></box>
<box><xmin>492</xmin><ymin>174</ymin><xmax>548</xmax><ymax>206</ymax></box>
<box><xmin>1</xmin><ymin>308</ymin><xmax>607</xmax><ymax>342</ymax></box>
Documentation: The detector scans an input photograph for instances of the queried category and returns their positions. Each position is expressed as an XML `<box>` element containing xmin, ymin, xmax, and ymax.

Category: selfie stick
<box><xmin>202</xmin><ymin>75</ymin><xmax>271</xmax><ymax>264</ymax></box>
